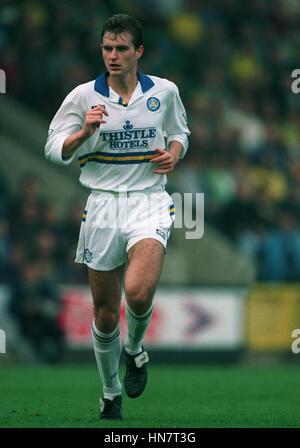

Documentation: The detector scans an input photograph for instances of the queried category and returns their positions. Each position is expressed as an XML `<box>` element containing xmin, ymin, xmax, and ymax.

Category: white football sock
<box><xmin>125</xmin><ymin>303</ymin><xmax>154</xmax><ymax>356</ymax></box>
<box><xmin>92</xmin><ymin>320</ymin><xmax>122</xmax><ymax>400</ymax></box>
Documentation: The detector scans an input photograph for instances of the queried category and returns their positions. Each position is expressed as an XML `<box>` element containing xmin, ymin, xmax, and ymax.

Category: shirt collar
<box><xmin>94</xmin><ymin>71</ymin><xmax>155</xmax><ymax>97</ymax></box>
<box><xmin>137</xmin><ymin>71</ymin><xmax>155</xmax><ymax>93</ymax></box>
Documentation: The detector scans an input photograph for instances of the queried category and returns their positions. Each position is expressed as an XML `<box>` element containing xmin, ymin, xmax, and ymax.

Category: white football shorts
<box><xmin>74</xmin><ymin>189</ymin><xmax>175</xmax><ymax>271</ymax></box>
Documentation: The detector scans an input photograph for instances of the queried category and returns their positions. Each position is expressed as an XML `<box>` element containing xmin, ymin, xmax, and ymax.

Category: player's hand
<box><xmin>150</xmin><ymin>148</ymin><xmax>179</xmax><ymax>174</ymax></box>
<box><xmin>82</xmin><ymin>104</ymin><xmax>108</xmax><ymax>137</ymax></box>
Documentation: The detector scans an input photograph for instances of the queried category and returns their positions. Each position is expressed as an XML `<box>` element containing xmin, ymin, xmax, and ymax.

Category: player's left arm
<box><xmin>150</xmin><ymin>141</ymin><xmax>183</xmax><ymax>174</ymax></box>
<box><xmin>151</xmin><ymin>82</ymin><xmax>190</xmax><ymax>174</ymax></box>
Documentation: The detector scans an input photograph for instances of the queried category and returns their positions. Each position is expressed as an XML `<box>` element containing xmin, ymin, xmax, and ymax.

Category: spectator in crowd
<box><xmin>9</xmin><ymin>260</ymin><xmax>65</xmax><ymax>363</ymax></box>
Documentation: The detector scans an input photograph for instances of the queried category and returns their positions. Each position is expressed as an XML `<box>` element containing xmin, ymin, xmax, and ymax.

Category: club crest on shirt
<box><xmin>147</xmin><ymin>97</ymin><xmax>160</xmax><ymax>112</ymax></box>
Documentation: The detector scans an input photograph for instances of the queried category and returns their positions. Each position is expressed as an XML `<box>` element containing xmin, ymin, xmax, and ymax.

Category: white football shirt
<box><xmin>45</xmin><ymin>71</ymin><xmax>190</xmax><ymax>192</ymax></box>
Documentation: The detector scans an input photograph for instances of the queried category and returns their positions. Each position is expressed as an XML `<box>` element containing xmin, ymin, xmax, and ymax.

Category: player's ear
<box><xmin>136</xmin><ymin>45</ymin><xmax>144</xmax><ymax>60</ymax></box>
<box><xmin>100</xmin><ymin>43</ymin><xmax>103</xmax><ymax>51</ymax></box>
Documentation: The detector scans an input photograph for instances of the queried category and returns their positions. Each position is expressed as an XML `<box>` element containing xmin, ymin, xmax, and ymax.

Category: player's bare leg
<box><xmin>88</xmin><ymin>264</ymin><xmax>125</xmax><ymax>419</ymax></box>
<box><xmin>89</xmin><ymin>264</ymin><xmax>125</xmax><ymax>333</ymax></box>
<box><xmin>125</xmin><ymin>237</ymin><xmax>164</xmax><ymax>312</ymax></box>
<box><xmin>123</xmin><ymin>238</ymin><xmax>164</xmax><ymax>397</ymax></box>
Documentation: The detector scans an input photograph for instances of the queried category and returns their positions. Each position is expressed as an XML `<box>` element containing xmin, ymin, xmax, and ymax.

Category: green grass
<box><xmin>0</xmin><ymin>363</ymin><xmax>299</xmax><ymax>428</ymax></box>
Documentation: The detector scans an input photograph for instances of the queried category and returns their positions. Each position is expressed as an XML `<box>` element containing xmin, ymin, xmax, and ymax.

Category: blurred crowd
<box><xmin>1</xmin><ymin>0</ymin><xmax>300</xmax><ymax>283</ymax></box>
<box><xmin>0</xmin><ymin>174</ymin><xmax>88</xmax><ymax>285</ymax></box>
<box><xmin>0</xmin><ymin>174</ymin><xmax>87</xmax><ymax>360</ymax></box>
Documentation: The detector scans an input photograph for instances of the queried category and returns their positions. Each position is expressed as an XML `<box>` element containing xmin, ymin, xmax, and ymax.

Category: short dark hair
<box><xmin>101</xmin><ymin>14</ymin><xmax>143</xmax><ymax>50</ymax></box>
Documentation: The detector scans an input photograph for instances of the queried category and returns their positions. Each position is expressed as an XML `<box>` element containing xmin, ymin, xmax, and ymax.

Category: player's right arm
<box><xmin>45</xmin><ymin>86</ymin><xmax>108</xmax><ymax>166</ymax></box>
<box><xmin>62</xmin><ymin>105</ymin><xmax>108</xmax><ymax>159</ymax></box>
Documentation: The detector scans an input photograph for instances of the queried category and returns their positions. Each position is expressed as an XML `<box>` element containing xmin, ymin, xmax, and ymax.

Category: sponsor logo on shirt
<box><xmin>100</xmin><ymin>120</ymin><xmax>157</xmax><ymax>150</ymax></box>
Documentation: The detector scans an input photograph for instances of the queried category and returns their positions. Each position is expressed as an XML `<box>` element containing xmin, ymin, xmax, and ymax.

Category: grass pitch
<box><xmin>0</xmin><ymin>363</ymin><xmax>299</xmax><ymax>428</ymax></box>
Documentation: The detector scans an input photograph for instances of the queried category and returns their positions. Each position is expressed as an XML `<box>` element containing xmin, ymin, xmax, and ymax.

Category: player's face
<box><xmin>101</xmin><ymin>31</ymin><xmax>143</xmax><ymax>77</ymax></box>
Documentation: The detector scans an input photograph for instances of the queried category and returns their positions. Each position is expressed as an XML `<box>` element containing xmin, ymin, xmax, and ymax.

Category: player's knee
<box><xmin>93</xmin><ymin>303</ymin><xmax>120</xmax><ymax>330</ymax></box>
<box><xmin>125</xmin><ymin>284</ymin><xmax>154</xmax><ymax>312</ymax></box>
